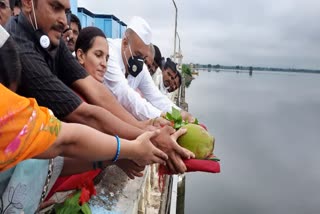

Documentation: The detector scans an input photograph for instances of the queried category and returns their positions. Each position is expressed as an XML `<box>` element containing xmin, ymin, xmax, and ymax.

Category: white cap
<box><xmin>127</xmin><ymin>16</ymin><xmax>152</xmax><ymax>45</ymax></box>
<box><xmin>0</xmin><ymin>25</ymin><xmax>10</xmax><ymax>48</ymax></box>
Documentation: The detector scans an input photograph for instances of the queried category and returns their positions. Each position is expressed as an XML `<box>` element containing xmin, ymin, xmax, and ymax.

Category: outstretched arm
<box><xmin>35</xmin><ymin>122</ymin><xmax>168</xmax><ymax>167</ymax></box>
<box><xmin>72</xmin><ymin>76</ymin><xmax>148</xmax><ymax>129</ymax></box>
<box><xmin>63</xmin><ymin>102</ymin><xmax>144</xmax><ymax>140</ymax></box>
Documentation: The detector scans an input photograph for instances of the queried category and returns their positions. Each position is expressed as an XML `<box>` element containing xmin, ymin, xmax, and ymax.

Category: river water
<box><xmin>184</xmin><ymin>70</ymin><xmax>320</xmax><ymax>214</ymax></box>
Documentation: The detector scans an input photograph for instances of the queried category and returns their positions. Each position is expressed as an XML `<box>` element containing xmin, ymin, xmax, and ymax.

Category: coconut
<box><xmin>177</xmin><ymin>123</ymin><xmax>215</xmax><ymax>159</ymax></box>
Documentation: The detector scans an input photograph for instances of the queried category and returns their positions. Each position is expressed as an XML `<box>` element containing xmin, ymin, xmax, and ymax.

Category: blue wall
<box><xmin>95</xmin><ymin>15</ymin><xmax>120</xmax><ymax>38</ymax></box>
<box><xmin>70</xmin><ymin>0</ymin><xmax>78</xmax><ymax>15</ymax></box>
<box><xmin>119</xmin><ymin>21</ymin><xmax>127</xmax><ymax>38</ymax></box>
<box><xmin>77</xmin><ymin>7</ymin><xmax>126</xmax><ymax>39</ymax></box>
<box><xmin>77</xmin><ymin>7</ymin><xmax>95</xmax><ymax>27</ymax></box>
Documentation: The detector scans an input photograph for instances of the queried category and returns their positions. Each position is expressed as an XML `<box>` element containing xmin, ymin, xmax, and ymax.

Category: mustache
<box><xmin>52</xmin><ymin>23</ymin><xmax>65</xmax><ymax>33</ymax></box>
<box><xmin>67</xmin><ymin>37</ymin><xmax>74</xmax><ymax>43</ymax></box>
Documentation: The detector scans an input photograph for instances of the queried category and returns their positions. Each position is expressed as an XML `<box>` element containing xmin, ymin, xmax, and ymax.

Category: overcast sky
<box><xmin>78</xmin><ymin>0</ymin><xmax>319</xmax><ymax>70</ymax></box>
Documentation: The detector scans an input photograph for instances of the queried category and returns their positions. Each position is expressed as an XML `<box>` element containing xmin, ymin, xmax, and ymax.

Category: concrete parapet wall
<box><xmin>89</xmin><ymin>164</ymin><xmax>165</xmax><ymax>214</ymax></box>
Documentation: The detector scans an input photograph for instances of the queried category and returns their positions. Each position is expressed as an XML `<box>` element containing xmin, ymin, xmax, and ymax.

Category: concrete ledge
<box><xmin>89</xmin><ymin>165</ymin><xmax>166</xmax><ymax>214</ymax></box>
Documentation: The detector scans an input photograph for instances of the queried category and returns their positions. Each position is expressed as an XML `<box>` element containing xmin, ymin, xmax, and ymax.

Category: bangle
<box><xmin>112</xmin><ymin>135</ymin><xmax>121</xmax><ymax>162</ymax></box>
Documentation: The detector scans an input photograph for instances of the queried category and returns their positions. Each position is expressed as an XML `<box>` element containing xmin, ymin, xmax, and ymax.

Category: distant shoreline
<box><xmin>192</xmin><ymin>64</ymin><xmax>320</xmax><ymax>74</ymax></box>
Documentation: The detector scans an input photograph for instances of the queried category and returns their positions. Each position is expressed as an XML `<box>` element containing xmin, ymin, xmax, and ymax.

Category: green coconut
<box><xmin>177</xmin><ymin>123</ymin><xmax>215</xmax><ymax>159</ymax></box>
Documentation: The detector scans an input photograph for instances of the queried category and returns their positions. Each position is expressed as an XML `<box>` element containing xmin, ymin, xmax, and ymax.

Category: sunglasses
<box><xmin>0</xmin><ymin>1</ymin><xmax>9</xmax><ymax>10</ymax></box>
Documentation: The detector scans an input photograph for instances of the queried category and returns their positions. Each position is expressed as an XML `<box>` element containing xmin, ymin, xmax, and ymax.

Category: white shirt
<box><xmin>104</xmin><ymin>39</ymin><xmax>179</xmax><ymax>120</ymax></box>
<box><xmin>127</xmin><ymin>66</ymin><xmax>180</xmax><ymax>115</ymax></box>
<box><xmin>152</xmin><ymin>67</ymin><xmax>179</xmax><ymax>101</ymax></box>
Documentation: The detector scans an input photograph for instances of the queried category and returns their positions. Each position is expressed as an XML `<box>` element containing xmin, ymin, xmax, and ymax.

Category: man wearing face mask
<box><xmin>104</xmin><ymin>16</ymin><xmax>194</xmax><ymax>122</ymax></box>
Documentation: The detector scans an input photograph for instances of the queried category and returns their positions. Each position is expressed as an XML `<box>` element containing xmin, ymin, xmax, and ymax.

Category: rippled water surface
<box><xmin>184</xmin><ymin>70</ymin><xmax>320</xmax><ymax>214</ymax></box>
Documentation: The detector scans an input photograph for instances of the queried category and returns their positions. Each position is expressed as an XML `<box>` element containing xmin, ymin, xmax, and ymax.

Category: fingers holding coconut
<box><xmin>181</xmin><ymin>147</ymin><xmax>195</xmax><ymax>159</ymax></box>
<box><xmin>171</xmin><ymin>153</ymin><xmax>187</xmax><ymax>173</ymax></box>
<box><xmin>133</xmin><ymin>130</ymin><xmax>168</xmax><ymax>166</ymax></box>
<box><xmin>171</xmin><ymin>128</ymin><xmax>187</xmax><ymax>140</ymax></box>
<box><xmin>165</xmin><ymin>153</ymin><xmax>187</xmax><ymax>174</ymax></box>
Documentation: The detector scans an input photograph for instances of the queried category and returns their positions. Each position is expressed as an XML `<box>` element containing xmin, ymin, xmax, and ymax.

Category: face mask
<box><xmin>29</xmin><ymin>0</ymin><xmax>50</xmax><ymax>49</ymax></box>
<box><xmin>124</xmin><ymin>43</ymin><xmax>144</xmax><ymax>77</ymax></box>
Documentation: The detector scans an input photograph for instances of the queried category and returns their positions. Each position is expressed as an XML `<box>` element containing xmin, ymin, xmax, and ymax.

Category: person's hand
<box><xmin>143</xmin><ymin>124</ymin><xmax>158</xmax><ymax>131</ymax></box>
<box><xmin>152</xmin><ymin>117</ymin><xmax>171</xmax><ymax>128</ymax></box>
<box><xmin>131</xmin><ymin>130</ymin><xmax>168</xmax><ymax>166</ymax></box>
<box><xmin>151</xmin><ymin>126</ymin><xmax>195</xmax><ymax>174</ymax></box>
<box><xmin>116</xmin><ymin>159</ymin><xmax>145</xmax><ymax>179</ymax></box>
<box><xmin>137</xmin><ymin>120</ymin><xmax>158</xmax><ymax>131</ymax></box>
<box><xmin>181</xmin><ymin>110</ymin><xmax>195</xmax><ymax>123</ymax></box>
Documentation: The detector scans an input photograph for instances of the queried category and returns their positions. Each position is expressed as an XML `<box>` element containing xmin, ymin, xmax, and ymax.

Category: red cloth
<box><xmin>158</xmin><ymin>159</ymin><xmax>220</xmax><ymax>192</ymax></box>
<box><xmin>45</xmin><ymin>169</ymin><xmax>101</xmax><ymax>201</ymax></box>
<box><xmin>159</xmin><ymin>159</ymin><xmax>221</xmax><ymax>175</ymax></box>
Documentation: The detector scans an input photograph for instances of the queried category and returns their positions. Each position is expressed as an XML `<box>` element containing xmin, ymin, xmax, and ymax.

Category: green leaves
<box><xmin>165</xmin><ymin>107</ymin><xmax>199</xmax><ymax>130</ymax></box>
<box><xmin>54</xmin><ymin>191</ymin><xmax>91</xmax><ymax>214</ymax></box>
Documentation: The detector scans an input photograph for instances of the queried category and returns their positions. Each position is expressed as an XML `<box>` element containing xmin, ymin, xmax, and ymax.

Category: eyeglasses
<box><xmin>0</xmin><ymin>1</ymin><xmax>10</xmax><ymax>10</ymax></box>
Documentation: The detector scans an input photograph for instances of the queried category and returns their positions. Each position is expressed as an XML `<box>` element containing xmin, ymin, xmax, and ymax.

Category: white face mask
<box><xmin>29</xmin><ymin>0</ymin><xmax>50</xmax><ymax>49</ymax></box>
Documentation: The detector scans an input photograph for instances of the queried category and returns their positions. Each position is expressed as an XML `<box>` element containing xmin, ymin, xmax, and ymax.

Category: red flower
<box><xmin>79</xmin><ymin>187</ymin><xmax>90</xmax><ymax>205</ymax></box>
<box><xmin>78</xmin><ymin>179</ymin><xmax>97</xmax><ymax>205</ymax></box>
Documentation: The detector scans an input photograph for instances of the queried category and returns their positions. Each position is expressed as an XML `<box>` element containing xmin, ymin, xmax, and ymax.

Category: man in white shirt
<box><xmin>104</xmin><ymin>16</ymin><xmax>193</xmax><ymax>121</ymax></box>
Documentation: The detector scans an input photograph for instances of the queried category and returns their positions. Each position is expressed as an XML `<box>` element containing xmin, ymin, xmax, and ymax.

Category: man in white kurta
<box><xmin>103</xmin><ymin>17</ymin><xmax>180</xmax><ymax>120</ymax></box>
<box><xmin>104</xmin><ymin>38</ymin><xmax>180</xmax><ymax>120</ymax></box>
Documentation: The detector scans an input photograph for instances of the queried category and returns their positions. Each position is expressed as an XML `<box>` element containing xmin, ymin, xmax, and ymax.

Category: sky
<box><xmin>78</xmin><ymin>0</ymin><xmax>320</xmax><ymax>70</ymax></box>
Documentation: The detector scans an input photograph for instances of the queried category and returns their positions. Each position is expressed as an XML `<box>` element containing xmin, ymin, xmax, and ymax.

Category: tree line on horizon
<box><xmin>190</xmin><ymin>63</ymin><xmax>320</xmax><ymax>73</ymax></box>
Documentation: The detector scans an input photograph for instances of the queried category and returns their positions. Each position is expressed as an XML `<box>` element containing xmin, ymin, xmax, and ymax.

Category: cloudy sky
<box><xmin>78</xmin><ymin>0</ymin><xmax>319</xmax><ymax>70</ymax></box>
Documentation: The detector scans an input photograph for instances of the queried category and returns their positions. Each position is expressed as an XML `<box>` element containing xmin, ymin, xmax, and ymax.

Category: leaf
<box><xmin>80</xmin><ymin>203</ymin><xmax>92</xmax><ymax>214</ymax></box>
<box><xmin>194</xmin><ymin>118</ymin><xmax>199</xmax><ymax>125</ymax></box>
<box><xmin>65</xmin><ymin>191</ymin><xmax>81</xmax><ymax>206</ymax></box>
<box><xmin>55</xmin><ymin>191</ymin><xmax>82</xmax><ymax>214</ymax></box>
<box><xmin>55</xmin><ymin>204</ymin><xmax>81</xmax><ymax>214</ymax></box>
<box><xmin>174</xmin><ymin>123</ymin><xmax>182</xmax><ymax>130</ymax></box>
<box><xmin>165</xmin><ymin>112</ymin><xmax>173</xmax><ymax>121</ymax></box>
<box><xmin>171</xmin><ymin>107</ymin><xmax>181</xmax><ymax>121</ymax></box>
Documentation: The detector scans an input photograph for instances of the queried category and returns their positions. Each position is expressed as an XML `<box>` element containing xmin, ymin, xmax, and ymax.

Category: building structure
<box><xmin>77</xmin><ymin>7</ymin><xmax>126</xmax><ymax>39</ymax></box>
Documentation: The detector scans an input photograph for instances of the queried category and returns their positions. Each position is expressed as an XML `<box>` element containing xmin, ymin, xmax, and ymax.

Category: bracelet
<box><xmin>112</xmin><ymin>135</ymin><xmax>121</xmax><ymax>162</ymax></box>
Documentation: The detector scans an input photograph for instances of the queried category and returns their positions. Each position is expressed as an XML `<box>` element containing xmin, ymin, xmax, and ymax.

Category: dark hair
<box><xmin>71</xmin><ymin>14</ymin><xmax>81</xmax><ymax>31</ymax></box>
<box><xmin>9</xmin><ymin>0</ymin><xmax>21</xmax><ymax>10</ymax></box>
<box><xmin>153</xmin><ymin>45</ymin><xmax>162</xmax><ymax>68</ymax></box>
<box><xmin>164</xmin><ymin>58</ymin><xmax>182</xmax><ymax>86</ymax></box>
<box><xmin>0</xmin><ymin>37</ymin><xmax>21</xmax><ymax>88</ymax></box>
<box><xmin>75</xmin><ymin>26</ymin><xmax>106</xmax><ymax>55</ymax></box>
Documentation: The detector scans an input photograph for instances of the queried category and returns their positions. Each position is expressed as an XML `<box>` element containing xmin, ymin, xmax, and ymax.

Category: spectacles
<box><xmin>0</xmin><ymin>1</ymin><xmax>10</xmax><ymax>10</ymax></box>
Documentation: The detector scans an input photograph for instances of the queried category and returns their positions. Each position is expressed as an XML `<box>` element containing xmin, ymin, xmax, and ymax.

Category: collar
<box><xmin>108</xmin><ymin>38</ymin><xmax>126</xmax><ymax>74</ymax></box>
